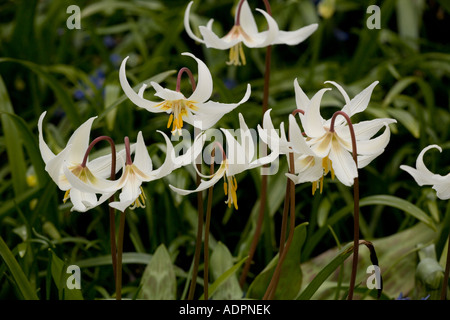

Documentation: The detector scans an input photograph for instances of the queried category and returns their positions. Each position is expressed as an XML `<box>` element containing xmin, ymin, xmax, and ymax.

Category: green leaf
<box><xmin>359</xmin><ymin>195</ymin><xmax>436</xmax><ymax>231</ymax></box>
<box><xmin>0</xmin><ymin>76</ymin><xmax>28</xmax><ymax>195</ymax></box>
<box><xmin>76</xmin><ymin>252</ymin><xmax>153</xmax><ymax>268</ymax></box>
<box><xmin>0</xmin><ymin>111</ymin><xmax>49</xmax><ymax>188</ymax></box>
<box><xmin>199</xmin><ymin>255</ymin><xmax>249</xmax><ymax>301</ymax></box>
<box><xmin>209</xmin><ymin>242</ymin><xmax>243</xmax><ymax>300</ymax></box>
<box><xmin>297</xmin><ymin>243</ymin><xmax>353</xmax><ymax>300</ymax></box>
<box><xmin>0</xmin><ymin>236</ymin><xmax>39</xmax><ymax>300</ymax></box>
<box><xmin>50</xmin><ymin>249</ymin><xmax>84</xmax><ymax>300</ymax></box>
<box><xmin>138</xmin><ymin>244</ymin><xmax>176</xmax><ymax>300</ymax></box>
<box><xmin>246</xmin><ymin>222</ymin><xmax>308</xmax><ymax>299</ymax></box>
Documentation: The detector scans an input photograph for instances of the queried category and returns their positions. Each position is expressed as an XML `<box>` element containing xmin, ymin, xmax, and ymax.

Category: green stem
<box><xmin>116</xmin><ymin>211</ymin><xmax>126</xmax><ymax>300</ymax></box>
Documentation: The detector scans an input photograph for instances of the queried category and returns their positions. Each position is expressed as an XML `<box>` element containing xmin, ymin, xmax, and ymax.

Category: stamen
<box><xmin>167</xmin><ymin>114</ymin><xmax>174</xmax><ymax>129</ymax></box>
<box><xmin>63</xmin><ymin>190</ymin><xmax>71</xmax><ymax>203</ymax></box>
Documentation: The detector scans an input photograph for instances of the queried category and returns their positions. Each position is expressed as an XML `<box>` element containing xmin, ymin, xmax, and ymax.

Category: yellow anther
<box><xmin>227</xmin><ymin>43</ymin><xmax>246</xmax><ymax>66</ymax></box>
<box><xmin>167</xmin><ymin>114</ymin><xmax>174</xmax><ymax>129</ymax></box>
<box><xmin>130</xmin><ymin>186</ymin><xmax>147</xmax><ymax>210</ymax></box>
<box><xmin>63</xmin><ymin>189</ymin><xmax>71</xmax><ymax>203</ymax></box>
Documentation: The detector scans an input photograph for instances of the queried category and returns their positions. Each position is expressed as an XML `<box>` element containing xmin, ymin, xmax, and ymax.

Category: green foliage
<box><xmin>0</xmin><ymin>0</ymin><xmax>449</xmax><ymax>300</ymax></box>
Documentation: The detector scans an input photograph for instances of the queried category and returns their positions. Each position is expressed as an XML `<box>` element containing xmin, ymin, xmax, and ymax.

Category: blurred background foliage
<box><xmin>0</xmin><ymin>0</ymin><xmax>449</xmax><ymax>300</ymax></box>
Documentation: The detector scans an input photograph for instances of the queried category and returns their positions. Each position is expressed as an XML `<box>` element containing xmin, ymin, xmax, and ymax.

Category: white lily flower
<box><xmin>169</xmin><ymin>113</ymin><xmax>278</xmax><ymax>209</ymax></box>
<box><xmin>184</xmin><ymin>0</ymin><xmax>318</xmax><ymax>66</ymax></box>
<box><xmin>65</xmin><ymin>131</ymin><xmax>205</xmax><ymax>212</ymax></box>
<box><xmin>293</xmin><ymin>80</ymin><xmax>397</xmax><ymax>190</ymax></box>
<box><xmin>38</xmin><ymin>111</ymin><xmax>125</xmax><ymax>212</ymax></box>
<box><xmin>258</xmin><ymin>109</ymin><xmax>326</xmax><ymax>194</ymax></box>
<box><xmin>119</xmin><ymin>52</ymin><xmax>251</xmax><ymax>133</ymax></box>
<box><xmin>400</xmin><ymin>145</ymin><xmax>450</xmax><ymax>200</ymax></box>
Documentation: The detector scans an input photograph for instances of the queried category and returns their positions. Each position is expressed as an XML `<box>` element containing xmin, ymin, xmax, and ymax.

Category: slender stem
<box><xmin>203</xmin><ymin>150</ymin><xmax>216</xmax><ymax>300</ymax></box>
<box><xmin>278</xmin><ymin>179</ymin><xmax>291</xmax><ymax>256</ymax></box>
<box><xmin>116</xmin><ymin>210</ymin><xmax>126</xmax><ymax>300</ymax></box>
<box><xmin>441</xmin><ymin>232</ymin><xmax>450</xmax><ymax>300</ymax></box>
<box><xmin>80</xmin><ymin>136</ymin><xmax>117</xmax><ymax>280</ymax></box>
<box><xmin>187</xmin><ymin>137</ymin><xmax>204</xmax><ymax>300</ymax></box>
<box><xmin>329</xmin><ymin>110</ymin><xmax>360</xmax><ymax>300</ymax></box>
<box><xmin>263</xmin><ymin>151</ymin><xmax>295</xmax><ymax>300</ymax></box>
<box><xmin>239</xmin><ymin>1</ymin><xmax>273</xmax><ymax>288</ymax></box>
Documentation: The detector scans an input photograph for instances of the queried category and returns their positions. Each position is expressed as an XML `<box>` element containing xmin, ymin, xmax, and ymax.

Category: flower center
<box><xmin>225</xmin><ymin>26</ymin><xmax>249</xmax><ymax>66</ymax></box>
<box><xmin>312</xmin><ymin>156</ymin><xmax>335</xmax><ymax>195</ymax></box>
<box><xmin>223</xmin><ymin>174</ymin><xmax>238</xmax><ymax>210</ymax></box>
<box><xmin>63</xmin><ymin>165</ymin><xmax>97</xmax><ymax>203</ymax></box>
<box><xmin>157</xmin><ymin>99</ymin><xmax>198</xmax><ymax>134</ymax></box>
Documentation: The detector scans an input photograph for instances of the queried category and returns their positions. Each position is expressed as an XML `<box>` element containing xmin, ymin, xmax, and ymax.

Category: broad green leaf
<box><xmin>247</xmin><ymin>222</ymin><xmax>308</xmax><ymax>299</ymax></box>
<box><xmin>209</xmin><ymin>242</ymin><xmax>243</xmax><ymax>300</ymax></box>
<box><xmin>0</xmin><ymin>76</ymin><xmax>28</xmax><ymax>195</ymax></box>
<box><xmin>359</xmin><ymin>195</ymin><xmax>436</xmax><ymax>231</ymax></box>
<box><xmin>199</xmin><ymin>255</ymin><xmax>249</xmax><ymax>300</ymax></box>
<box><xmin>297</xmin><ymin>243</ymin><xmax>353</xmax><ymax>300</ymax></box>
<box><xmin>305</xmin><ymin>194</ymin><xmax>436</xmax><ymax>259</ymax></box>
<box><xmin>76</xmin><ymin>252</ymin><xmax>152</xmax><ymax>268</ymax></box>
<box><xmin>0</xmin><ymin>236</ymin><xmax>39</xmax><ymax>300</ymax></box>
<box><xmin>0</xmin><ymin>111</ymin><xmax>49</xmax><ymax>188</ymax></box>
<box><xmin>138</xmin><ymin>244</ymin><xmax>176</xmax><ymax>300</ymax></box>
<box><xmin>50</xmin><ymin>249</ymin><xmax>83</xmax><ymax>300</ymax></box>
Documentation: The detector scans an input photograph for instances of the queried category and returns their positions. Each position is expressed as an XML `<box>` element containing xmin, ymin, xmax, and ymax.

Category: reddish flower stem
<box><xmin>239</xmin><ymin>0</ymin><xmax>273</xmax><ymax>289</ymax></box>
<box><xmin>176</xmin><ymin>67</ymin><xmax>197</xmax><ymax>93</ymax></box>
<box><xmin>329</xmin><ymin>110</ymin><xmax>360</xmax><ymax>300</ymax></box>
<box><xmin>81</xmin><ymin>136</ymin><xmax>118</xmax><ymax>281</ymax></box>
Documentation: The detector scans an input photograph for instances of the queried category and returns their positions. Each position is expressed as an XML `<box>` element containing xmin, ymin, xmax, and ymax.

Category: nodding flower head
<box><xmin>184</xmin><ymin>0</ymin><xmax>318</xmax><ymax>66</ymax></box>
<box><xmin>119</xmin><ymin>52</ymin><xmax>251</xmax><ymax>133</ymax></box>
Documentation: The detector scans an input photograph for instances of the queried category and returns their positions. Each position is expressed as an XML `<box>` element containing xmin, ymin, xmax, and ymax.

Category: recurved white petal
<box><xmin>151</xmin><ymin>130</ymin><xmax>177</xmax><ymax>179</ymax></box>
<box><xmin>271</xmin><ymin>24</ymin><xmax>318</xmax><ymax>46</ymax></box>
<box><xmin>38</xmin><ymin>111</ymin><xmax>56</xmax><ymax>164</ymax></box>
<box><xmin>169</xmin><ymin>164</ymin><xmax>226</xmax><ymax>196</ymax></box>
<box><xmin>294</xmin><ymin>78</ymin><xmax>310</xmax><ymax>112</ymax></box>
<box><xmin>301</xmin><ymin>88</ymin><xmax>330</xmax><ymax>138</ymax></box>
<box><xmin>66</xmin><ymin>116</ymin><xmax>97</xmax><ymax>164</ymax></box>
<box><xmin>324</xmin><ymin>81</ymin><xmax>351</xmax><ymax>105</ymax></box>
<box><xmin>355</xmin><ymin>124</ymin><xmax>391</xmax><ymax>155</ymax></box>
<box><xmin>238</xmin><ymin>0</ymin><xmax>258</xmax><ymax>36</ymax></box>
<box><xmin>183</xmin><ymin>52</ymin><xmax>213</xmax><ymax>103</ymax></box>
<box><xmin>119</xmin><ymin>57</ymin><xmax>162</xmax><ymax>112</ymax></box>
<box><xmin>288</xmin><ymin>114</ymin><xmax>316</xmax><ymax>156</ymax></box>
<box><xmin>340</xmin><ymin>81</ymin><xmax>379</xmax><ymax>120</ymax></box>
<box><xmin>243</xmin><ymin>9</ymin><xmax>279</xmax><ymax>48</ymax></box>
<box><xmin>184</xmin><ymin>1</ymin><xmax>205</xmax><ymax>44</ymax></box>
<box><xmin>133</xmin><ymin>131</ymin><xmax>153</xmax><ymax>175</ymax></box>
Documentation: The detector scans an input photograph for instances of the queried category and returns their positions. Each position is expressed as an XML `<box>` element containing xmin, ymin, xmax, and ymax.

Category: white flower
<box><xmin>400</xmin><ymin>145</ymin><xmax>450</xmax><ymax>200</ymax></box>
<box><xmin>119</xmin><ymin>52</ymin><xmax>251</xmax><ymax>133</ymax></box>
<box><xmin>38</xmin><ymin>111</ymin><xmax>124</xmax><ymax>212</ymax></box>
<box><xmin>258</xmin><ymin>109</ymin><xmax>326</xmax><ymax>194</ymax></box>
<box><xmin>65</xmin><ymin>131</ymin><xmax>205</xmax><ymax>212</ymax></box>
<box><xmin>184</xmin><ymin>0</ymin><xmax>318</xmax><ymax>66</ymax></box>
<box><xmin>169</xmin><ymin>113</ymin><xmax>278</xmax><ymax>209</ymax></box>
